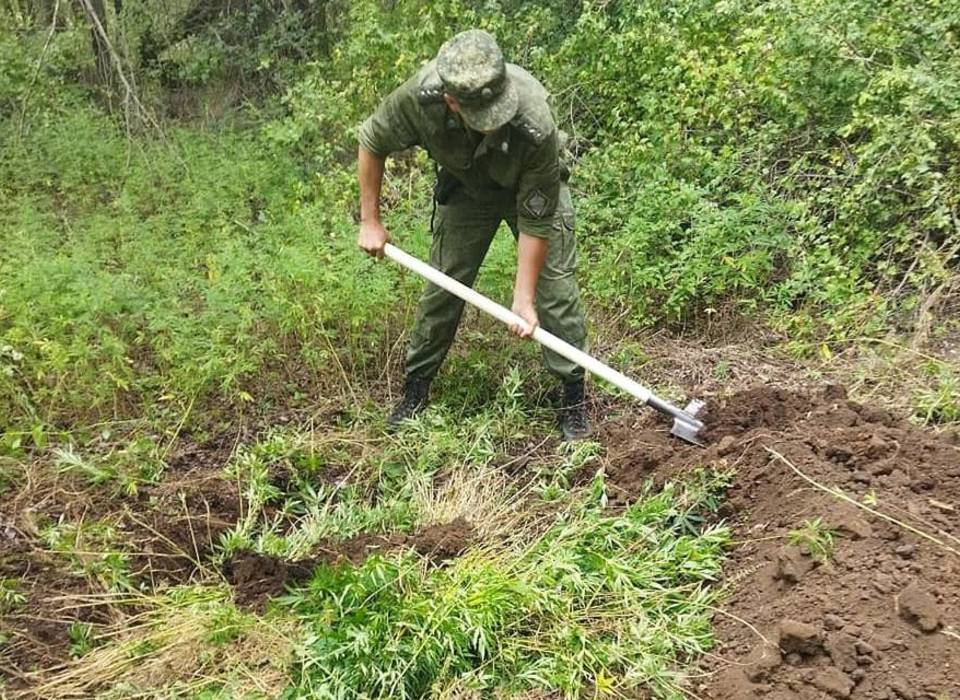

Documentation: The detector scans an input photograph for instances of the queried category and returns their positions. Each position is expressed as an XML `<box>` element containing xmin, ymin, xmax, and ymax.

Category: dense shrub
<box><xmin>266</xmin><ymin>0</ymin><xmax>959</xmax><ymax>337</ymax></box>
<box><xmin>546</xmin><ymin>0</ymin><xmax>959</xmax><ymax>336</ymax></box>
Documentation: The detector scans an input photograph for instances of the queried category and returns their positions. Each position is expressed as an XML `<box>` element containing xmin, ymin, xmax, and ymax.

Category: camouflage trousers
<box><xmin>405</xmin><ymin>183</ymin><xmax>588</xmax><ymax>383</ymax></box>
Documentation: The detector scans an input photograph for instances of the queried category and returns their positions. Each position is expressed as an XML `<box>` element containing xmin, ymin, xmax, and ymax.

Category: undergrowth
<box><xmin>284</xmin><ymin>476</ymin><xmax>729</xmax><ymax>700</ymax></box>
<box><xmin>219</xmin><ymin>369</ymin><xmax>550</xmax><ymax>560</ymax></box>
<box><xmin>3</xmin><ymin>0</ymin><xmax>959</xmax><ymax>432</ymax></box>
<box><xmin>13</xmin><ymin>363</ymin><xmax>733</xmax><ymax>698</ymax></box>
<box><xmin>29</xmin><ymin>470</ymin><xmax>730</xmax><ymax>700</ymax></box>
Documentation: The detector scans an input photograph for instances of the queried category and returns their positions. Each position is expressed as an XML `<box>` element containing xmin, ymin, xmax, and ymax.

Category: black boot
<box><xmin>387</xmin><ymin>376</ymin><xmax>431</xmax><ymax>430</ymax></box>
<box><xmin>560</xmin><ymin>379</ymin><xmax>591</xmax><ymax>441</ymax></box>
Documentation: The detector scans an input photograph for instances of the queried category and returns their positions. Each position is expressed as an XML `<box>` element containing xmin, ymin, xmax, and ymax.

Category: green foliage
<box><xmin>5</xmin><ymin>0</ymin><xmax>958</xmax><ymax>430</ymax></box>
<box><xmin>68</xmin><ymin>621</ymin><xmax>97</xmax><ymax>658</ymax></box>
<box><xmin>549</xmin><ymin>0</ymin><xmax>959</xmax><ymax>335</ymax></box>
<box><xmin>787</xmin><ymin>517</ymin><xmax>838</xmax><ymax>563</ymax></box>
<box><xmin>284</xmin><ymin>478</ymin><xmax>729</xmax><ymax>699</ymax></box>
<box><xmin>41</xmin><ymin>519</ymin><xmax>132</xmax><ymax>590</ymax></box>
<box><xmin>204</xmin><ymin>605</ymin><xmax>252</xmax><ymax>646</ymax></box>
<box><xmin>220</xmin><ymin>371</ymin><xmax>546</xmax><ymax>560</ymax></box>
<box><xmin>0</xmin><ymin>91</ymin><xmax>423</xmax><ymax>426</ymax></box>
<box><xmin>130</xmin><ymin>0</ymin><xmax>336</xmax><ymax>90</ymax></box>
<box><xmin>54</xmin><ymin>437</ymin><xmax>164</xmax><ymax>497</ymax></box>
<box><xmin>914</xmin><ymin>364</ymin><xmax>960</xmax><ymax>425</ymax></box>
<box><xmin>0</xmin><ymin>457</ymin><xmax>22</xmax><ymax>496</ymax></box>
<box><xmin>0</xmin><ymin>579</ymin><xmax>26</xmax><ymax>614</ymax></box>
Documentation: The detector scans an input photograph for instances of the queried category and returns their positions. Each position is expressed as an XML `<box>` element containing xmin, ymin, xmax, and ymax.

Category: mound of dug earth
<box><xmin>603</xmin><ymin>386</ymin><xmax>960</xmax><ymax>700</ymax></box>
<box><xmin>224</xmin><ymin>518</ymin><xmax>474</xmax><ymax>608</ymax></box>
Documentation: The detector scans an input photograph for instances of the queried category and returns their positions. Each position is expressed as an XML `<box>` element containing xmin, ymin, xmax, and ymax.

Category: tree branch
<box><xmin>16</xmin><ymin>0</ymin><xmax>61</xmax><ymax>140</ymax></box>
<box><xmin>76</xmin><ymin>0</ymin><xmax>162</xmax><ymax>134</ymax></box>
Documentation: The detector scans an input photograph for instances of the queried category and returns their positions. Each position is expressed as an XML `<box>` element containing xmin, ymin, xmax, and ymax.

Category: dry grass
<box><xmin>411</xmin><ymin>464</ymin><xmax>554</xmax><ymax>546</ymax></box>
<box><xmin>18</xmin><ymin>590</ymin><xmax>294</xmax><ymax>700</ymax></box>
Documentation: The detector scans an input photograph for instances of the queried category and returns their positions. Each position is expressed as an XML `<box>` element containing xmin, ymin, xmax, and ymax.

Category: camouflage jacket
<box><xmin>359</xmin><ymin>60</ymin><xmax>561</xmax><ymax>238</ymax></box>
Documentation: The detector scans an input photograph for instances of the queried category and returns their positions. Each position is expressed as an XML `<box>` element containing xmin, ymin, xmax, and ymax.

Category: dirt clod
<box><xmin>778</xmin><ymin>619</ymin><xmax>823</xmax><ymax>656</ymax></box>
<box><xmin>716</xmin><ymin>435</ymin><xmax>738</xmax><ymax>456</ymax></box>
<box><xmin>409</xmin><ymin>517</ymin><xmax>473</xmax><ymax>561</ymax></box>
<box><xmin>743</xmin><ymin>643</ymin><xmax>782</xmax><ymax>682</ymax></box>
<box><xmin>824</xmin><ymin>503</ymin><xmax>874</xmax><ymax>540</ymax></box>
<box><xmin>823</xmin><ymin>613</ymin><xmax>845</xmax><ymax>630</ymax></box>
<box><xmin>897</xmin><ymin>583</ymin><xmax>942</xmax><ymax>632</ymax></box>
<box><xmin>824</xmin><ymin>631</ymin><xmax>859</xmax><ymax>672</ymax></box>
<box><xmin>810</xmin><ymin>667</ymin><xmax>855</xmax><ymax>698</ymax></box>
<box><xmin>774</xmin><ymin>545</ymin><xmax>815</xmax><ymax>584</ymax></box>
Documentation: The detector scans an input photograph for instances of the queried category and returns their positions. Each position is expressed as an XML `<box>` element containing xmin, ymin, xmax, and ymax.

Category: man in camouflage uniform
<box><xmin>357</xmin><ymin>29</ymin><xmax>590</xmax><ymax>440</ymax></box>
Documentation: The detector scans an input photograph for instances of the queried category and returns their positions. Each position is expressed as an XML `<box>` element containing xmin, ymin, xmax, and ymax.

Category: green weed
<box><xmin>713</xmin><ymin>361</ymin><xmax>732</xmax><ymax>381</ymax></box>
<box><xmin>220</xmin><ymin>373</ymin><xmax>548</xmax><ymax>561</ymax></box>
<box><xmin>68</xmin><ymin>621</ymin><xmax>97</xmax><ymax>658</ymax></box>
<box><xmin>0</xmin><ymin>459</ymin><xmax>22</xmax><ymax>495</ymax></box>
<box><xmin>204</xmin><ymin>606</ymin><xmax>251</xmax><ymax>646</ymax></box>
<box><xmin>53</xmin><ymin>437</ymin><xmax>164</xmax><ymax>497</ymax></box>
<box><xmin>0</xmin><ymin>579</ymin><xmax>26</xmax><ymax>614</ymax></box>
<box><xmin>914</xmin><ymin>366</ymin><xmax>960</xmax><ymax>426</ymax></box>
<box><xmin>536</xmin><ymin>439</ymin><xmax>602</xmax><ymax>501</ymax></box>
<box><xmin>41</xmin><ymin>520</ymin><xmax>132</xmax><ymax>590</ymax></box>
<box><xmin>787</xmin><ymin>518</ymin><xmax>838</xmax><ymax>563</ymax></box>
<box><xmin>283</xmin><ymin>477</ymin><xmax>730</xmax><ymax>699</ymax></box>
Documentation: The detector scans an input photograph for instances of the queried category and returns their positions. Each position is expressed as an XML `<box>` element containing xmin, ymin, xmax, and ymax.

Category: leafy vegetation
<box><xmin>3</xmin><ymin>0</ymin><xmax>958</xmax><ymax>429</ymax></box>
<box><xmin>285</xmin><ymin>479</ymin><xmax>729</xmax><ymax>699</ymax></box>
<box><xmin>40</xmin><ymin>518</ymin><xmax>133</xmax><ymax>591</ymax></box>
<box><xmin>787</xmin><ymin>517</ymin><xmax>838</xmax><ymax>563</ymax></box>
<box><xmin>28</xmin><ymin>469</ymin><xmax>730</xmax><ymax>699</ymax></box>
<box><xmin>53</xmin><ymin>437</ymin><xmax>164</xmax><ymax>496</ymax></box>
<box><xmin>914</xmin><ymin>363</ymin><xmax>960</xmax><ymax>425</ymax></box>
<box><xmin>0</xmin><ymin>579</ymin><xmax>26</xmax><ymax>615</ymax></box>
<box><xmin>68</xmin><ymin>621</ymin><xmax>97</xmax><ymax>658</ymax></box>
<box><xmin>560</xmin><ymin>0</ymin><xmax>959</xmax><ymax>340</ymax></box>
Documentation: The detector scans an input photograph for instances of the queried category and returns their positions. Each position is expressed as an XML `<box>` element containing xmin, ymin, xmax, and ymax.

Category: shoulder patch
<box><xmin>415</xmin><ymin>61</ymin><xmax>446</xmax><ymax>106</ymax></box>
<box><xmin>510</xmin><ymin>113</ymin><xmax>549</xmax><ymax>144</ymax></box>
<box><xmin>417</xmin><ymin>82</ymin><xmax>445</xmax><ymax>105</ymax></box>
<box><xmin>523</xmin><ymin>189</ymin><xmax>550</xmax><ymax>218</ymax></box>
<box><xmin>506</xmin><ymin>63</ymin><xmax>555</xmax><ymax>145</ymax></box>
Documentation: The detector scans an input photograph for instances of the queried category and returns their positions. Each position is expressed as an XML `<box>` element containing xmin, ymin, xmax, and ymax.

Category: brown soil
<box><xmin>132</xmin><ymin>468</ymin><xmax>242</xmax><ymax>583</ymax></box>
<box><xmin>0</xmin><ymin>543</ymin><xmax>97</xmax><ymax>689</ymax></box>
<box><xmin>601</xmin><ymin>385</ymin><xmax>960</xmax><ymax>700</ymax></box>
<box><xmin>0</xmin><ymin>444</ymin><xmax>240</xmax><ymax>687</ymax></box>
<box><xmin>224</xmin><ymin>517</ymin><xmax>474</xmax><ymax>608</ymax></box>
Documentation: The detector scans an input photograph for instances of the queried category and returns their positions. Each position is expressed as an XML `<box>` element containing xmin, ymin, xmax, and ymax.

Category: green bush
<box><xmin>1</xmin><ymin>95</ymin><xmax>426</xmax><ymax>425</ymax></box>
<box><xmin>549</xmin><ymin>0</ymin><xmax>959</xmax><ymax>335</ymax></box>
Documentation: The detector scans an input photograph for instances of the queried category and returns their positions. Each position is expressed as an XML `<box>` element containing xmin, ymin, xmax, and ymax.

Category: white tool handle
<box><xmin>384</xmin><ymin>243</ymin><xmax>653</xmax><ymax>404</ymax></box>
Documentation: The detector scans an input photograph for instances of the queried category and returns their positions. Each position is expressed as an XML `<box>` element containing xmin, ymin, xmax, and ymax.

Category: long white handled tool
<box><xmin>384</xmin><ymin>243</ymin><xmax>706</xmax><ymax>445</ymax></box>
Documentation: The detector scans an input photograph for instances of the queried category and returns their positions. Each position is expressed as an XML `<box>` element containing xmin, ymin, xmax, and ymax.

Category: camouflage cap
<box><xmin>436</xmin><ymin>29</ymin><xmax>519</xmax><ymax>132</ymax></box>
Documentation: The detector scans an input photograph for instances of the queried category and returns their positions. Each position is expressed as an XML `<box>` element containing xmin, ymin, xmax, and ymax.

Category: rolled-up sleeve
<box><xmin>358</xmin><ymin>75</ymin><xmax>423</xmax><ymax>158</ymax></box>
<box><xmin>516</xmin><ymin>130</ymin><xmax>561</xmax><ymax>239</ymax></box>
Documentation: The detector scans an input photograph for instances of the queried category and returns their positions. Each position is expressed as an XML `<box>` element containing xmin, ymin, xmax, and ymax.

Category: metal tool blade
<box><xmin>670</xmin><ymin>399</ymin><xmax>706</xmax><ymax>446</ymax></box>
